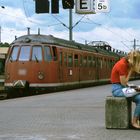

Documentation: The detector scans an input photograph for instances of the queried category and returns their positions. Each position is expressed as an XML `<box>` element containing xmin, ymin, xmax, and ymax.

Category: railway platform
<box><xmin>0</xmin><ymin>81</ymin><xmax>140</xmax><ymax>140</ymax></box>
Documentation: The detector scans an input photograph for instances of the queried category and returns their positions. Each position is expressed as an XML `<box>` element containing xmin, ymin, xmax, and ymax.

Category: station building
<box><xmin>0</xmin><ymin>47</ymin><xmax>8</xmax><ymax>75</ymax></box>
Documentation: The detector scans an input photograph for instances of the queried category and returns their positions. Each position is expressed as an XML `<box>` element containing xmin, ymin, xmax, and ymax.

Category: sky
<box><xmin>0</xmin><ymin>0</ymin><xmax>140</xmax><ymax>52</ymax></box>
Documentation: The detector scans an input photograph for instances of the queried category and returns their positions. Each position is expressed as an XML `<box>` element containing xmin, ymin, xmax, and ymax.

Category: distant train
<box><xmin>4</xmin><ymin>34</ymin><xmax>126</xmax><ymax>97</ymax></box>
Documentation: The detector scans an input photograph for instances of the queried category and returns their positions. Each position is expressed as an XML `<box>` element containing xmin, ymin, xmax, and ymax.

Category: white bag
<box><xmin>122</xmin><ymin>87</ymin><xmax>137</xmax><ymax>97</ymax></box>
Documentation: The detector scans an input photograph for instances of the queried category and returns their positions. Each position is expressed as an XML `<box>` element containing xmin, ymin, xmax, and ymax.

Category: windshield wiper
<box><xmin>9</xmin><ymin>56</ymin><xmax>13</xmax><ymax>62</ymax></box>
<box><xmin>34</xmin><ymin>55</ymin><xmax>39</xmax><ymax>63</ymax></box>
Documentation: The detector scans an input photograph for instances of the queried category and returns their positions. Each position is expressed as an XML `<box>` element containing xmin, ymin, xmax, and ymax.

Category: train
<box><xmin>4</xmin><ymin>34</ymin><xmax>126</xmax><ymax>97</ymax></box>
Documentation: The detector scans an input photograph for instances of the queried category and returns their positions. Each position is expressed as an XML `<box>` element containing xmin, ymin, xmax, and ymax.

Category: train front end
<box><xmin>4</xmin><ymin>35</ymin><xmax>59</xmax><ymax>97</ymax></box>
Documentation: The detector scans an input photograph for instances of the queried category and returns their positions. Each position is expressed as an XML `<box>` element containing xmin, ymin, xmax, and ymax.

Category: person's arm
<box><xmin>120</xmin><ymin>68</ymin><xmax>133</xmax><ymax>86</ymax></box>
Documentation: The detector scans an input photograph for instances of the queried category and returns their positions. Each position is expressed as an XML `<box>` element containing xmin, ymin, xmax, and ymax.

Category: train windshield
<box><xmin>32</xmin><ymin>46</ymin><xmax>42</xmax><ymax>61</ymax></box>
<box><xmin>44</xmin><ymin>46</ymin><xmax>52</xmax><ymax>61</ymax></box>
<box><xmin>9</xmin><ymin>45</ymin><xmax>50</xmax><ymax>62</ymax></box>
<box><xmin>19</xmin><ymin>46</ymin><xmax>31</xmax><ymax>61</ymax></box>
<box><xmin>10</xmin><ymin>46</ymin><xmax>19</xmax><ymax>61</ymax></box>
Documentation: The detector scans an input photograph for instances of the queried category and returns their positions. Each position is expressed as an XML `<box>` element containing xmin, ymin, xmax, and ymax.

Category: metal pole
<box><xmin>69</xmin><ymin>9</ymin><xmax>73</xmax><ymax>41</ymax></box>
<box><xmin>134</xmin><ymin>38</ymin><xmax>136</xmax><ymax>50</ymax></box>
<box><xmin>0</xmin><ymin>26</ymin><xmax>1</xmax><ymax>43</ymax></box>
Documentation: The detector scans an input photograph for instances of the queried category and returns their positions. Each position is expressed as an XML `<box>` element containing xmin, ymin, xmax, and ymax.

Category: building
<box><xmin>0</xmin><ymin>47</ymin><xmax>9</xmax><ymax>74</ymax></box>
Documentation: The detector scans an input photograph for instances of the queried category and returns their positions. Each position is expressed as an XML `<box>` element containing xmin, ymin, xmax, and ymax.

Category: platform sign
<box><xmin>75</xmin><ymin>0</ymin><xmax>96</xmax><ymax>14</ymax></box>
<box><xmin>95</xmin><ymin>0</ymin><xmax>110</xmax><ymax>13</ymax></box>
<box><xmin>75</xmin><ymin>0</ymin><xmax>110</xmax><ymax>14</ymax></box>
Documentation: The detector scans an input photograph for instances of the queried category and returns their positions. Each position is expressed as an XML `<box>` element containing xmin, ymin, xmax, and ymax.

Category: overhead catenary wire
<box><xmin>103</xmin><ymin>13</ymin><xmax>140</xmax><ymax>50</ymax></box>
<box><xmin>121</xmin><ymin>41</ymin><xmax>132</xmax><ymax>50</ymax></box>
<box><xmin>51</xmin><ymin>15</ymin><xmax>69</xmax><ymax>29</ymax></box>
<box><xmin>51</xmin><ymin>14</ymin><xmax>86</xmax><ymax>30</ymax></box>
<box><xmin>0</xmin><ymin>1</ymin><xmax>131</xmax><ymax>42</ymax></box>
<box><xmin>104</xmin><ymin>13</ymin><xmax>135</xmax><ymax>39</ymax></box>
<box><xmin>85</xmin><ymin>16</ymin><xmax>130</xmax><ymax>42</ymax></box>
<box><xmin>75</xmin><ymin>16</ymin><xmax>132</xmax><ymax>51</ymax></box>
<box><xmin>0</xmin><ymin>1</ymin><xmax>139</xmax><ymax>52</ymax></box>
<box><xmin>22</xmin><ymin>0</ymin><xmax>30</xmax><ymax>18</ymax></box>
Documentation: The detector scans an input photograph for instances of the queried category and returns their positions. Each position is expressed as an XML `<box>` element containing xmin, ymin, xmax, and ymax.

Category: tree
<box><xmin>0</xmin><ymin>42</ymin><xmax>10</xmax><ymax>47</ymax></box>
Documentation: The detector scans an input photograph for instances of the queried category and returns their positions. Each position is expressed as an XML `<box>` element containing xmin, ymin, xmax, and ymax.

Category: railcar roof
<box><xmin>12</xmin><ymin>34</ymin><xmax>123</xmax><ymax>57</ymax></box>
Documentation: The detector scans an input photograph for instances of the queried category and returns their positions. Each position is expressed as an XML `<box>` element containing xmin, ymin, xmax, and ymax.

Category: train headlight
<box><xmin>38</xmin><ymin>72</ymin><xmax>44</xmax><ymax>80</ymax></box>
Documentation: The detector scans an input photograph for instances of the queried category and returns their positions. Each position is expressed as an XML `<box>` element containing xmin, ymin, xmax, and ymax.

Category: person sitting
<box><xmin>111</xmin><ymin>50</ymin><xmax>140</xmax><ymax>129</ymax></box>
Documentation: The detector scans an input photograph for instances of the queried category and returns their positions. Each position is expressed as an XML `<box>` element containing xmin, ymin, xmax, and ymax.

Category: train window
<box><xmin>106</xmin><ymin>59</ymin><xmax>109</xmax><ymax>68</ymax></box>
<box><xmin>100</xmin><ymin>58</ymin><xmax>103</xmax><ymax>69</ymax></box>
<box><xmin>97</xmin><ymin>58</ymin><xmax>100</xmax><ymax>68</ymax></box>
<box><xmin>83</xmin><ymin>56</ymin><xmax>87</xmax><ymax>67</ymax></box>
<box><xmin>60</xmin><ymin>52</ymin><xmax>62</xmax><ymax>66</ymax></box>
<box><xmin>68</xmin><ymin>54</ymin><xmax>73</xmax><ymax>67</ymax></box>
<box><xmin>92</xmin><ymin>57</ymin><xmax>96</xmax><ymax>67</ymax></box>
<box><xmin>19</xmin><ymin>46</ymin><xmax>31</xmax><ymax>61</ymax></box>
<box><xmin>104</xmin><ymin>59</ymin><xmax>107</xmax><ymax>68</ymax></box>
<box><xmin>64</xmin><ymin>53</ymin><xmax>67</xmax><ymax>66</ymax></box>
<box><xmin>10</xmin><ymin>46</ymin><xmax>19</xmax><ymax>61</ymax></box>
<box><xmin>52</xmin><ymin>46</ymin><xmax>57</xmax><ymax>60</ymax></box>
<box><xmin>32</xmin><ymin>46</ymin><xmax>42</xmax><ymax>61</ymax></box>
<box><xmin>88</xmin><ymin>56</ymin><xmax>92</xmax><ymax>67</ymax></box>
<box><xmin>110</xmin><ymin>60</ymin><xmax>114</xmax><ymax>67</ymax></box>
<box><xmin>74</xmin><ymin>54</ymin><xmax>78</xmax><ymax>67</ymax></box>
<box><xmin>44</xmin><ymin>46</ymin><xmax>52</xmax><ymax>61</ymax></box>
<box><xmin>80</xmin><ymin>55</ymin><xmax>83</xmax><ymax>67</ymax></box>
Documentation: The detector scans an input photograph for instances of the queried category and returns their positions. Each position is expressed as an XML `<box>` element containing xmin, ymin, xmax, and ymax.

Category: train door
<box><xmin>58</xmin><ymin>51</ymin><xmax>80</xmax><ymax>83</ymax></box>
<box><xmin>58</xmin><ymin>51</ymin><xmax>73</xmax><ymax>83</ymax></box>
<box><xmin>59</xmin><ymin>50</ymin><xmax>63</xmax><ymax>82</ymax></box>
<box><xmin>92</xmin><ymin>56</ymin><xmax>96</xmax><ymax>80</ymax></box>
<box><xmin>67</xmin><ymin>53</ymin><xmax>74</xmax><ymax>82</ymax></box>
<box><xmin>43</xmin><ymin>45</ymin><xmax>59</xmax><ymax>83</ymax></box>
<box><xmin>79</xmin><ymin>54</ymin><xmax>82</xmax><ymax>81</ymax></box>
<box><xmin>95</xmin><ymin>57</ymin><xmax>100</xmax><ymax>80</ymax></box>
<box><xmin>79</xmin><ymin>54</ymin><xmax>88</xmax><ymax>81</ymax></box>
<box><xmin>99</xmin><ymin>57</ymin><xmax>104</xmax><ymax>79</ymax></box>
<box><xmin>73</xmin><ymin>53</ymin><xmax>80</xmax><ymax>82</ymax></box>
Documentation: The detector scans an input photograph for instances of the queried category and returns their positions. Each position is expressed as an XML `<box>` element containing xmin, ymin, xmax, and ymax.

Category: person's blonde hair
<box><xmin>128</xmin><ymin>50</ymin><xmax>140</xmax><ymax>73</ymax></box>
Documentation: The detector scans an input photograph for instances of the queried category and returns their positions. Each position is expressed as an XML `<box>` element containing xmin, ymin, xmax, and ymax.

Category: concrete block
<box><xmin>105</xmin><ymin>96</ymin><xmax>132</xmax><ymax>129</ymax></box>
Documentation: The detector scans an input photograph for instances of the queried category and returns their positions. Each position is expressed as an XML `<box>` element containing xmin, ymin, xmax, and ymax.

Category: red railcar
<box><xmin>4</xmin><ymin>34</ymin><xmax>124</xmax><ymax>97</ymax></box>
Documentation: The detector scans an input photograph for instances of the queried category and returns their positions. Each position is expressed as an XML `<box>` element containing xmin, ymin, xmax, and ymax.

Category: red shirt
<box><xmin>111</xmin><ymin>58</ymin><xmax>128</xmax><ymax>83</ymax></box>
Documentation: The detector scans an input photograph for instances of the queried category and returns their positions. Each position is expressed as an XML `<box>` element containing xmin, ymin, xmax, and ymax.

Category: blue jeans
<box><xmin>112</xmin><ymin>84</ymin><xmax>140</xmax><ymax>117</ymax></box>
